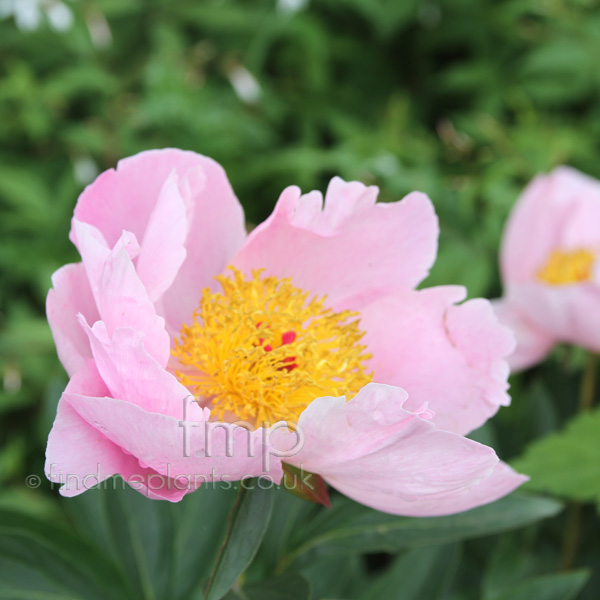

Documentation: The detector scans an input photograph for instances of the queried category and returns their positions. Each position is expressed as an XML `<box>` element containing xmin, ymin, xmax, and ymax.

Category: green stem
<box><xmin>579</xmin><ymin>353</ymin><xmax>598</xmax><ymax>412</ymax></box>
<box><xmin>561</xmin><ymin>353</ymin><xmax>598</xmax><ymax>571</ymax></box>
<box><xmin>561</xmin><ymin>502</ymin><xmax>583</xmax><ymax>572</ymax></box>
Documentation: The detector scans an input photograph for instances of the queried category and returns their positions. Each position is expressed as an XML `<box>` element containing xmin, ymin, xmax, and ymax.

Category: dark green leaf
<box><xmin>512</xmin><ymin>409</ymin><xmax>600</xmax><ymax>505</ymax></box>
<box><xmin>358</xmin><ymin>545</ymin><xmax>461</xmax><ymax>600</ymax></box>
<box><xmin>0</xmin><ymin>510</ymin><xmax>129</xmax><ymax>599</ymax></box>
<box><xmin>282</xmin><ymin>494</ymin><xmax>561</xmax><ymax>567</ymax></box>
<box><xmin>224</xmin><ymin>573</ymin><xmax>312</xmax><ymax>600</ymax></box>
<box><xmin>205</xmin><ymin>484</ymin><xmax>275</xmax><ymax>600</ymax></box>
<box><xmin>492</xmin><ymin>570</ymin><xmax>590</xmax><ymax>600</ymax></box>
<box><xmin>65</xmin><ymin>482</ymin><xmax>237</xmax><ymax>600</ymax></box>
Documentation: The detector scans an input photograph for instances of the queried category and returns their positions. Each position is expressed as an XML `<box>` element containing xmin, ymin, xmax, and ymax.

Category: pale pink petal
<box><xmin>135</xmin><ymin>171</ymin><xmax>188</xmax><ymax>303</ymax></box>
<box><xmin>74</xmin><ymin>221</ymin><xmax>170</xmax><ymax>367</ymax></box>
<box><xmin>551</xmin><ymin>167</ymin><xmax>600</xmax><ymax>250</ymax></box>
<box><xmin>492</xmin><ymin>297</ymin><xmax>555</xmax><ymax>372</ymax></box>
<box><xmin>47</xmin><ymin>397</ymin><xmax>192</xmax><ymax>501</ymax></box>
<box><xmin>72</xmin><ymin>219</ymin><xmax>141</xmax><ymax>297</ymax></box>
<box><xmin>158</xmin><ymin>158</ymin><xmax>246</xmax><ymax>333</ymax></box>
<box><xmin>46</xmin><ymin>263</ymin><xmax>99</xmax><ymax>377</ymax></box>
<box><xmin>45</xmin><ymin>362</ymin><xmax>191</xmax><ymax>501</ymax></box>
<box><xmin>65</xmin><ymin>391</ymin><xmax>283</xmax><ymax>485</ymax></box>
<box><xmin>72</xmin><ymin>149</ymin><xmax>217</xmax><ymax>248</ymax></box>
<box><xmin>501</xmin><ymin>167</ymin><xmax>600</xmax><ymax>284</ymax></box>
<box><xmin>500</xmin><ymin>172</ymin><xmax>568</xmax><ymax>284</ymax></box>
<box><xmin>71</xmin><ymin>149</ymin><xmax>246</xmax><ymax>332</ymax></box>
<box><xmin>71</xmin><ymin>220</ymin><xmax>119</xmax><ymax>294</ymax></box>
<box><xmin>232</xmin><ymin>178</ymin><xmax>438</xmax><ymax>310</ymax></box>
<box><xmin>594</xmin><ymin>258</ymin><xmax>600</xmax><ymax>283</ymax></box>
<box><xmin>98</xmin><ymin>249</ymin><xmax>170</xmax><ymax>367</ymax></box>
<box><xmin>284</xmin><ymin>384</ymin><xmax>526</xmax><ymax>516</ymax></box>
<box><xmin>360</xmin><ymin>287</ymin><xmax>515</xmax><ymax>436</ymax></box>
<box><xmin>48</xmin><ymin>353</ymin><xmax>282</xmax><ymax>489</ymax></box>
<box><xmin>341</xmin><ymin>461</ymin><xmax>526</xmax><ymax>517</ymax></box>
<box><xmin>79</xmin><ymin>318</ymin><xmax>191</xmax><ymax>418</ymax></box>
<box><xmin>510</xmin><ymin>283</ymin><xmax>600</xmax><ymax>354</ymax></box>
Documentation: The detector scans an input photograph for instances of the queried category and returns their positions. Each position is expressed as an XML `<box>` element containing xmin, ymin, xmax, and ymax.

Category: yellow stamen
<box><xmin>537</xmin><ymin>249</ymin><xmax>596</xmax><ymax>286</ymax></box>
<box><xmin>172</xmin><ymin>267</ymin><xmax>372</xmax><ymax>426</ymax></box>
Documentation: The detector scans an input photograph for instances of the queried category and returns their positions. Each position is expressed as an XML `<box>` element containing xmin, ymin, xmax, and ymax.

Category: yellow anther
<box><xmin>537</xmin><ymin>249</ymin><xmax>596</xmax><ymax>286</ymax></box>
<box><xmin>172</xmin><ymin>267</ymin><xmax>372</xmax><ymax>426</ymax></box>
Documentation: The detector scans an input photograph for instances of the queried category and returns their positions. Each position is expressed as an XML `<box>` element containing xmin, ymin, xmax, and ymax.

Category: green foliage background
<box><xmin>1</xmin><ymin>0</ymin><xmax>600</xmax><ymax>598</ymax></box>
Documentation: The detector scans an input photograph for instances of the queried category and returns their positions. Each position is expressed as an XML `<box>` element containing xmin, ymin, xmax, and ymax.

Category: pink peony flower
<box><xmin>495</xmin><ymin>167</ymin><xmax>600</xmax><ymax>371</ymax></box>
<box><xmin>45</xmin><ymin>149</ymin><xmax>525</xmax><ymax>515</ymax></box>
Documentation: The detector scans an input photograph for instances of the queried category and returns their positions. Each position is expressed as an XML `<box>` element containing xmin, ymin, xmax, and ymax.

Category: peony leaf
<box><xmin>204</xmin><ymin>483</ymin><xmax>275</xmax><ymax>600</ymax></box>
<box><xmin>0</xmin><ymin>509</ymin><xmax>130</xmax><ymax>600</ymax></box>
<box><xmin>356</xmin><ymin>544</ymin><xmax>460</xmax><ymax>600</ymax></box>
<box><xmin>512</xmin><ymin>408</ymin><xmax>600</xmax><ymax>505</ymax></box>
<box><xmin>280</xmin><ymin>493</ymin><xmax>561</xmax><ymax>568</ymax></box>
<box><xmin>491</xmin><ymin>570</ymin><xmax>589</xmax><ymax>600</ymax></box>
<box><xmin>223</xmin><ymin>573</ymin><xmax>312</xmax><ymax>600</ymax></box>
<box><xmin>64</xmin><ymin>482</ymin><xmax>237</xmax><ymax>600</ymax></box>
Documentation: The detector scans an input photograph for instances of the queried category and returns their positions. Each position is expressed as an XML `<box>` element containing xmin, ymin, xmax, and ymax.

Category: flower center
<box><xmin>172</xmin><ymin>267</ymin><xmax>373</xmax><ymax>425</ymax></box>
<box><xmin>537</xmin><ymin>248</ymin><xmax>596</xmax><ymax>286</ymax></box>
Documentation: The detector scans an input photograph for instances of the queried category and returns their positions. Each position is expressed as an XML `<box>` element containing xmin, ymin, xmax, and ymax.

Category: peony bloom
<box><xmin>494</xmin><ymin>167</ymin><xmax>600</xmax><ymax>372</ymax></box>
<box><xmin>45</xmin><ymin>149</ymin><xmax>525</xmax><ymax>516</ymax></box>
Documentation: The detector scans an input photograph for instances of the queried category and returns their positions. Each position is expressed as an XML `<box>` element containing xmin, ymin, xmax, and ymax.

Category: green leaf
<box><xmin>482</xmin><ymin>532</ymin><xmax>536</xmax><ymax>599</ymax></box>
<box><xmin>299</xmin><ymin>554</ymin><xmax>364</xmax><ymax>599</ymax></box>
<box><xmin>205</xmin><ymin>483</ymin><xmax>275</xmax><ymax>600</ymax></box>
<box><xmin>224</xmin><ymin>573</ymin><xmax>312</xmax><ymax>600</ymax></box>
<box><xmin>65</xmin><ymin>482</ymin><xmax>236</xmax><ymax>600</ymax></box>
<box><xmin>358</xmin><ymin>545</ymin><xmax>461</xmax><ymax>600</ymax></box>
<box><xmin>0</xmin><ymin>484</ymin><xmax>255</xmax><ymax>600</ymax></box>
<box><xmin>282</xmin><ymin>493</ymin><xmax>561</xmax><ymax>568</ymax></box>
<box><xmin>100</xmin><ymin>482</ymin><xmax>173</xmax><ymax>599</ymax></box>
<box><xmin>0</xmin><ymin>510</ymin><xmax>130</xmax><ymax>599</ymax></box>
<box><xmin>519</xmin><ymin>40</ymin><xmax>593</xmax><ymax>105</ymax></box>
<box><xmin>170</xmin><ymin>485</ymin><xmax>239</xmax><ymax>600</ymax></box>
<box><xmin>491</xmin><ymin>570</ymin><xmax>589</xmax><ymax>600</ymax></box>
<box><xmin>323</xmin><ymin>0</ymin><xmax>419</xmax><ymax>40</ymax></box>
<box><xmin>512</xmin><ymin>409</ymin><xmax>600</xmax><ymax>504</ymax></box>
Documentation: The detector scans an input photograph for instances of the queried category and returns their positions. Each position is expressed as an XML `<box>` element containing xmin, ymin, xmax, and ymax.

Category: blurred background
<box><xmin>1</xmin><ymin>0</ymin><xmax>600</xmax><ymax>598</ymax></box>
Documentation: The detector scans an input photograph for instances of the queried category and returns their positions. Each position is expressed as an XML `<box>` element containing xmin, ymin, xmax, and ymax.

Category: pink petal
<box><xmin>45</xmin><ymin>362</ymin><xmax>190</xmax><ymax>501</ymax></box>
<box><xmin>72</xmin><ymin>149</ymin><xmax>218</xmax><ymax>248</ymax></box>
<box><xmin>135</xmin><ymin>171</ymin><xmax>188</xmax><ymax>303</ymax></box>
<box><xmin>360</xmin><ymin>287</ymin><xmax>515</xmax><ymax>436</ymax></box>
<box><xmin>71</xmin><ymin>149</ymin><xmax>246</xmax><ymax>332</ymax></box>
<box><xmin>510</xmin><ymin>283</ymin><xmax>600</xmax><ymax>354</ymax></box>
<box><xmin>47</xmin><ymin>398</ymin><xmax>192</xmax><ymax>501</ymax></box>
<box><xmin>70</xmin><ymin>220</ymin><xmax>122</xmax><ymax>293</ymax></box>
<box><xmin>557</xmin><ymin>169</ymin><xmax>600</xmax><ymax>249</ymax></box>
<box><xmin>56</xmin><ymin>358</ymin><xmax>283</xmax><ymax>485</ymax></box>
<box><xmin>65</xmin><ymin>391</ymin><xmax>283</xmax><ymax>486</ymax></box>
<box><xmin>232</xmin><ymin>178</ymin><xmax>438</xmax><ymax>310</ymax></box>
<box><xmin>158</xmin><ymin>158</ymin><xmax>246</xmax><ymax>333</ymax></box>
<box><xmin>284</xmin><ymin>384</ymin><xmax>526</xmax><ymax>516</ymax></box>
<box><xmin>74</xmin><ymin>221</ymin><xmax>170</xmax><ymax>367</ymax></box>
<box><xmin>46</xmin><ymin>263</ymin><xmax>99</xmax><ymax>377</ymax></box>
<box><xmin>501</xmin><ymin>167</ymin><xmax>600</xmax><ymax>284</ymax></box>
<box><xmin>344</xmin><ymin>461</ymin><xmax>526</xmax><ymax>517</ymax></box>
<box><xmin>492</xmin><ymin>298</ymin><xmax>555</xmax><ymax>372</ymax></box>
<box><xmin>79</xmin><ymin>318</ymin><xmax>191</xmax><ymax>418</ymax></box>
<box><xmin>98</xmin><ymin>248</ymin><xmax>170</xmax><ymax>367</ymax></box>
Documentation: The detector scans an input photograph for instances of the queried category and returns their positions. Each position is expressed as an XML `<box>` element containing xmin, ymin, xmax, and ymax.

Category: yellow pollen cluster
<box><xmin>537</xmin><ymin>248</ymin><xmax>596</xmax><ymax>286</ymax></box>
<box><xmin>172</xmin><ymin>267</ymin><xmax>373</xmax><ymax>426</ymax></box>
